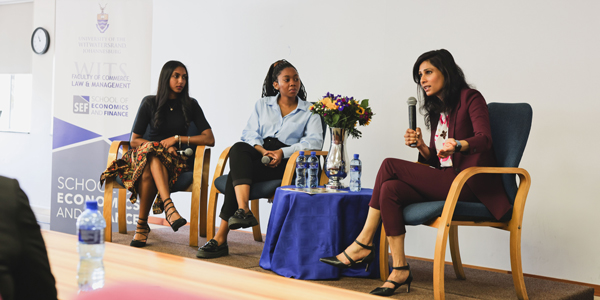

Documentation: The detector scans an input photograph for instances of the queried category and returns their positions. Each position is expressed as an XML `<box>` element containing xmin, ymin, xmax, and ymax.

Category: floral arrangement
<box><xmin>309</xmin><ymin>92</ymin><xmax>374</xmax><ymax>139</ymax></box>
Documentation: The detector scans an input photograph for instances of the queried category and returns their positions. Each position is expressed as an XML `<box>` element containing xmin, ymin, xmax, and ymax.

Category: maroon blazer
<box><xmin>418</xmin><ymin>89</ymin><xmax>511</xmax><ymax>220</ymax></box>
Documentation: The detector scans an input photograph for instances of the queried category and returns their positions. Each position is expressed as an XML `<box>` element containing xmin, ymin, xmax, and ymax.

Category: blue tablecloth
<box><xmin>259</xmin><ymin>186</ymin><xmax>383</xmax><ymax>280</ymax></box>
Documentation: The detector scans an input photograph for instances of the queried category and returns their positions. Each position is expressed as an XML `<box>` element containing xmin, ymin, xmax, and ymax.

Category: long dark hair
<box><xmin>412</xmin><ymin>49</ymin><xmax>470</xmax><ymax>128</ymax></box>
<box><xmin>261</xmin><ymin>59</ymin><xmax>307</xmax><ymax>101</ymax></box>
<box><xmin>153</xmin><ymin>60</ymin><xmax>193</xmax><ymax>128</ymax></box>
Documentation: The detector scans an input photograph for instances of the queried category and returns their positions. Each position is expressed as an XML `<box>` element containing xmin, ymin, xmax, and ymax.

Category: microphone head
<box><xmin>261</xmin><ymin>156</ymin><xmax>271</xmax><ymax>164</ymax></box>
<box><xmin>184</xmin><ymin>148</ymin><xmax>194</xmax><ymax>156</ymax></box>
<box><xmin>407</xmin><ymin>97</ymin><xmax>417</xmax><ymax>106</ymax></box>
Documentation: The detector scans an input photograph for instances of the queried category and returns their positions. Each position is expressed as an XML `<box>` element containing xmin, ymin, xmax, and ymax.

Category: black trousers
<box><xmin>219</xmin><ymin>139</ymin><xmax>289</xmax><ymax>221</ymax></box>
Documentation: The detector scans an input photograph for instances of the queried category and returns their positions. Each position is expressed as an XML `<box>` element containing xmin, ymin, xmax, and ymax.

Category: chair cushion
<box><xmin>114</xmin><ymin>171</ymin><xmax>193</xmax><ymax>192</ymax></box>
<box><xmin>171</xmin><ymin>171</ymin><xmax>193</xmax><ymax>192</ymax></box>
<box><xmin>214</xmin><ymin>174</ymin><xmax>282</xmax><ymax>199</ymax></box>
<box><xmin>404</xmin><ymin>201</ymin><xmax>511</xmax><ymax>225</ymax></box>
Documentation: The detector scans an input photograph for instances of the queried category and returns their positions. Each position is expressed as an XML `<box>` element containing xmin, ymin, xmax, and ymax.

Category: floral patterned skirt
<box><xmin>100</xmin><ymin>141</ymin><xmax>188</xmax><ymax>214</ymax></box>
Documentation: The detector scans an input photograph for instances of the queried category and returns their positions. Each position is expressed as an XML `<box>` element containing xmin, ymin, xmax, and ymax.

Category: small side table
<box><xmin>259</xmin><ymin>186</ymin><xmax>383</xmax><ymax>280</ymax></box>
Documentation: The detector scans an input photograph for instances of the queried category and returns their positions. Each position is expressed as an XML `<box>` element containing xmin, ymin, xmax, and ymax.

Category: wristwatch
<box><xmin>455</xmin><ymin>140</ymin><xmax>462</xmax><ymax>152</ymax></box>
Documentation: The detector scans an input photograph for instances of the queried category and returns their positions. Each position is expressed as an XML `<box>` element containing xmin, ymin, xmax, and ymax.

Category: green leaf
<box><xmin>360</xmin><ymin>99</ymin><xmax>369</xmax><ymax>108</ymax></box>
<box><xmin>331</xmin><ymin>114</ymin><xmax>340</xmax><ymax>126</ymax></box>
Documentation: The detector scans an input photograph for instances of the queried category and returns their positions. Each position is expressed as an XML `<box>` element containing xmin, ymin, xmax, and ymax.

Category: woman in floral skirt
<box><xmin>101</xmin><ymin>60</ymin><xmax>214</xmax><ymax>247</ymax></box>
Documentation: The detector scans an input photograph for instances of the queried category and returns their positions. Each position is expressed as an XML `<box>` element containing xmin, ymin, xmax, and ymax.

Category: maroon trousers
<box><xmin>369</xmin><ymin>158</ymin><xmax>479</xmax><ymax>236</ymax></box>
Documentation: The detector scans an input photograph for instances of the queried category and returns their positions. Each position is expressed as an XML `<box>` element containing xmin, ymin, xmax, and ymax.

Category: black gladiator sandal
<box><xmin>319</xmin><ymin>240</ymin><xmax>375</xmax><ymax>271</ymax></box>
<box><xmin>369</xmin><ymin>263</ymin><xmax>413</xmax><ymax>296</ymax></box>
<box><xmin>130</xmin><ymin>218</ymin><xmax>151</xmax><ymax>247</ymax></box>
<box><xmin>163</xmin><ymin>198</ymin><xmax>187</xmax><ymax>232</ymax></box>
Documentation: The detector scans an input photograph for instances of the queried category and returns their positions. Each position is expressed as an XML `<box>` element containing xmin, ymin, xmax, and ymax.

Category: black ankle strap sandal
<box><xmin>163</xmin><ymin>198</ymin><xmax>187</xmax><ymax>232</ymax></box>
<box><xmin>130</xmin><ymin>218</ymin><xmax>151</xmax><ymax>248</ymax></box>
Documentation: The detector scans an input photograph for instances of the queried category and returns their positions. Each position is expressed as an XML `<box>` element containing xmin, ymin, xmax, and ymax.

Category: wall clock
<box><xmin>31</xmin><ymin>27</ymin><xmax>50</xmax><ymax>54</ymax></box>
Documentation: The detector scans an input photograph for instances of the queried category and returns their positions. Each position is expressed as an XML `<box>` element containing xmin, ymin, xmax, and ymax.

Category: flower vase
<box><xmin>324</xmin><ymin>127</ymin><xmax>349</xmax><ymax>189</ymax></box>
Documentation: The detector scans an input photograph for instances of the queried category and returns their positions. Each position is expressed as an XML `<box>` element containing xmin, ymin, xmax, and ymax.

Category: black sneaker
<box><xmin>228</xmin><ymin>209</ymin><xmax>259</xmax><ymax>230</ymax></box>
<box><xmin>196</xmin><ymin>239</ymin><xmax>228</xmax><ymax>258</ymax></box>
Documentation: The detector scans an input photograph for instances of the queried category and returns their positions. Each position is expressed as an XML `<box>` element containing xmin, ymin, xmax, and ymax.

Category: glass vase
<box><xmin>324</xmin><ymin>127</ymin><xmax>349</xmax><ymax>189</ymax></box>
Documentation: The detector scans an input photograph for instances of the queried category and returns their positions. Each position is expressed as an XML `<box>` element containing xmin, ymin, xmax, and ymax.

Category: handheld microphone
<box><xmin>261</xmin><ymin>156</ymin><xmax>271</xmax><ymax>164</ymax></box>
<box><xmin>407</xmin><ymin>97</ymin><xmax>417</xmax><ymax>147</ymax></box>
<box><xmin>177</xmin><ymin>148</ymin><xmax>194</xmax><ymax>157</ymax></box>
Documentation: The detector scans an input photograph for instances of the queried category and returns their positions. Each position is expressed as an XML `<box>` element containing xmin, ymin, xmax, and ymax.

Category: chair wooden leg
<box><xmin>379</xmin><ymin>224</ymin><xmax>390</xmax><ymax>281</ymax></box>
<box><xmin>251</xmin><ymin>199</ymin><xmax>262</xmax><ymax>242</ymax></box>
<box><xmin>433</xmin><ymin>223</ymin><xmax>450</xmax><ymax>300</ymax></box>
<box><xmin>510</xmin><ymin>225</ymin><xmax>528</xmax><ymax>300</ymax></box>
<box><xmin>189</xmin><ymin>183</ymin><xmax>200</xmax><ymax>247</ymax></box>
<box><xmin>449</xmin><ymin>225</ymin><xmax>466</xmax><ymax>280</ymax></box>
<box><xmin>118</xmin><ymin>188</ymin><xmax>127</xmax><ymax>234</ymax></box>
<box><xmin>206</xmin><ymin>188</ymin><xmax>219</xmax><ymax>241</ymax></box>
<box><xmin>103</xmin><ymin>182</ymin><xmax>114</xmax><ymax>242</ymax></box>
<box><xmin>199</xmin><ymin>148</ymin><xmax>211</xmax><ymax>238</ymax></box>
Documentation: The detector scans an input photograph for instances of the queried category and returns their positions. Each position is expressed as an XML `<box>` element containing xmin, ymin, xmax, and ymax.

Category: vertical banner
<box><xmin>50</xmin><ymin>0</ymin><xmax>152</xmax><ymax>234</ymax></box>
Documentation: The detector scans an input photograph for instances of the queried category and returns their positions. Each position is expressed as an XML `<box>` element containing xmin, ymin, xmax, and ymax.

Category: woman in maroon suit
<box><xmin>320</xmin><ymin>49</ymin><xmax>511</xmax><ymax>297</ymax></box>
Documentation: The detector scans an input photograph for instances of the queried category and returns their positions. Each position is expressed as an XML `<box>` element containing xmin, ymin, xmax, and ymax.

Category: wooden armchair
<box><xmin>378</xmin><ymin>103</ymin><xmax>533</xmax><ymax>300</ymax></box>
<box><xmin>206</xmin><ymin>149</ymin><xmax>329</xmax><ymax>242</ymax></box>
<box><xmin>102</xmin><ymin>117</ymin><xmax>211</xmax><ymax>247</ymax></box>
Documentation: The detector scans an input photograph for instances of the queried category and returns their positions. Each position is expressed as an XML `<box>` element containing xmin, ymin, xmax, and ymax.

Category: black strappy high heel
<box><xmin>130</xmin><ymin>218</ymin><xmax>151</xmax><ymax>248</ymax></box>
<box><xmin>369</xmin><ymin>263</ymin><xmax>413</xmax><ymax>296</ymax></box>
<box><xmin>164</xmin><ymin>198</ymin><xmax>187</xmax><ymax>232</ymax></box>
<box><xmin>319</xmin><ymin>240</ymin><xmax>375</xmax><ymax>271</ymax></box>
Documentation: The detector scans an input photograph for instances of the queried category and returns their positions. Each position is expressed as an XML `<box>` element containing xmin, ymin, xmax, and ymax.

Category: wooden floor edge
<box><xmin>405</xmin><ymin>255</ymin><xmax>600</xmax><ymax>296</ymax></box>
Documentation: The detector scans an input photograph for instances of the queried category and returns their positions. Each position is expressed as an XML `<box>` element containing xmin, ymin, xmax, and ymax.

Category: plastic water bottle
<box><xmin>349</xmin><ymin>154</ymin><xmax>362</xmax><ymax>192</ymax></box>
<box><xmin>307</xmin><ymin>151</ymin><xmax>319</xmax><ymax>188</ymax></box>
<box><xmin>76</xmin><ymin>200</ymin><xmax>106</xmax><ymax>292</ymax></box>
<box><xmin>295</xmin><ymin>151</ymin><xmax>307</xmax><ymax>188</ymax></box>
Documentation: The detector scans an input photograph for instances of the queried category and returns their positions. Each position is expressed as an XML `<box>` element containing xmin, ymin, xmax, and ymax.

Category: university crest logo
<box><xmin>96</xmin><ymin>3</ymin><xmax>109</xmax><ymax>33</ymax></box>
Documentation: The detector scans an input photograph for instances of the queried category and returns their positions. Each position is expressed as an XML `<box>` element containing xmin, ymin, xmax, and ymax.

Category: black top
<box><xmin>132</xmin><ymin>95</ymin><xmax>211</xmax><ymax>144</ymax></box>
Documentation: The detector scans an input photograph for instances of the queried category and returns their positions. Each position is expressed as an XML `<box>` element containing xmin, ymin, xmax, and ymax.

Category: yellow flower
<box><xmin>365</xmin><ymin>119</ymin><xmax>371</xmax><ymax>126</ymax></box>
<box><xmin>309</xmin><ymin>105</ymin><xmax>314</xmax><ymax>111</ymax></box>
<box><xmin>356</xmin><ymin>106</ymin><xmax>365</xmax><ymax>115</ymax></box>
<box><xmin>321</xmin><ymin>97</ymin><xmax>337</xmax><ymax>110</ymax></box>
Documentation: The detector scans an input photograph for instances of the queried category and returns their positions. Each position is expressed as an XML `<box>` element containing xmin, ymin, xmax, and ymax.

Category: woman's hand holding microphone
<box><xmin>262</xmin><ymin>149</ymin><xmax>284</xmax><ymax>168</ymax></box>
<box><xmin>404</xmin><ymin>128</ymin><xmax>424</xmax><ymax>148</ymax></box>
<box><xmin>160</xmin><ymin>135</ymin><xmax>179</xmax><ymax>156</ymax></box>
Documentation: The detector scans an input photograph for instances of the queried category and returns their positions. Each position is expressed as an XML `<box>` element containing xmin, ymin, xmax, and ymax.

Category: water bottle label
<box><xmin>79</xmin><ymin>229</ymin><xmax>102</xmax><ymax>244</ymax></box>
<box><xmin>351</xmin><ymin>166</ymin><xmax>361</xmax><ymax>172</ymax></box>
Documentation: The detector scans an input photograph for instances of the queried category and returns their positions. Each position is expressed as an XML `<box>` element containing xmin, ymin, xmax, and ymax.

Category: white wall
<box><xmin>1</xmin><ymin>0</ymin><xmax>598</xmax><ymax>287</ymax></box>
<box><xmin>150</xmin><ymin>0</ymin><xmax>600</xmax><ymax>286</ymax></box>
<box><xmin>0</xmin><ymin>0</ymin><xmax>54</xmax><ymax>209</ymax></box>
<box><xmin>0</xmin><ymin>2</ymin><xmax>32</xmax><ymax>73</ymax></box>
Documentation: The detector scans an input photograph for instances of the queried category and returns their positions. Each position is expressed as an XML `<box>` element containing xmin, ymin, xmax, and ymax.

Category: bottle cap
<box><xmin>299</xmin><ymin>151</ymin><xmax>304</xmax><ymax>156</ymax></box>
<box><xmin>354</xmin><ymin>154</ymin><xmax>359</xmax><ymax>159</ymax></box>
<box><xmin>311</xmin><ymin>151</ymin><xmax>316</xmax><ymax>156</ymax></box>
<box><xmin>86</xmin><ymin>200</ymin><xmax>98</xmax><ymax>210</ymax></box>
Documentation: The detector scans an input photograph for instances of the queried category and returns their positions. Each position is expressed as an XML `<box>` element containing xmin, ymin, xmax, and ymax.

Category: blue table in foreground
<box><xmin>259</xmin><ymin>186</ymin><xmax>383</xmax><ymax>280</ymax></box>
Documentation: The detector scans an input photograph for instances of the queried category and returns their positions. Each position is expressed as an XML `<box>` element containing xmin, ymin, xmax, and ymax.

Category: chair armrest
<box><xmin>192</xmin><ymin>145</ymin><xmax>211</xmax><ymax>181</ymax></box>
<box><xmin>438</xmin><ymin>166</ymin><xmax>532</xmax><ymax>228</ymax></box>
<box><xmin>106</xmin><ymin>141</ymin><xmax>130</xmax><ymax>168</ymax></box>
<box><xmin>210</xmin><ymin>146</ymin><xmax>231</xmax><ymax>185</ymax></box>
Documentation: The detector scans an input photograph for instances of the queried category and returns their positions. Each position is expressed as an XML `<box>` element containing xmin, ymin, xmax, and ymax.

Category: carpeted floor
<box><xmin>111</xmin><ymin>226</ymin><xmax>594</xmax><ymax>299</ymax></box>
